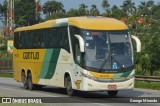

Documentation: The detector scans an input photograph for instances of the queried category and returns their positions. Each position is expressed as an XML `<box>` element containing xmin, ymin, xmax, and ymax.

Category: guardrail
<box><xmin>0</xmin><ymin>60</ymin><xmax>12</xmax><ymax>72</ymax></box>
<box><xmin>0</xmin><ymin>70</ymin><xmax>13</xmax><ymax>74</ymax></box>
<box><xmin>135</xmin><ymin>75</ymin><xmax>160</xmax><ymax>82</ymax></box>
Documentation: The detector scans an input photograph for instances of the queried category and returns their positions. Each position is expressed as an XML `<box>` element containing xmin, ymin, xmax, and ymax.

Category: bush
<box><xmin>153</xmin><ymin>71</ymin><xmax>160</xmax><ymax>76</ymax></box>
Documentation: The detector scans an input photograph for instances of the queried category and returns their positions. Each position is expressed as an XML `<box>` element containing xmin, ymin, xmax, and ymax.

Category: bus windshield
<box><xmin>81</xmin><ymin>30</ymin><xmax>133</xmax><ymax>72</ymax></box>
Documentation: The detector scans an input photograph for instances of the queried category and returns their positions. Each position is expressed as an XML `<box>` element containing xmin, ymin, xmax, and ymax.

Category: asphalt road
<box><xmin>0</xmin><ymin>77</ymin><xmax>160</xmax><ymax>106</ymax></box>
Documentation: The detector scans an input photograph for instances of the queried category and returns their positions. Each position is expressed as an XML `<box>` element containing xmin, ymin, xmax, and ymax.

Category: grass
<box><xmin>0</xmin><ymin>73</ymin><xmax>13</xmax><ymax>78</ymax></box>
<box><xmin>135</xmin><ymin>81</ymin><xmax>160</xmax><ymax>90</ymax></box>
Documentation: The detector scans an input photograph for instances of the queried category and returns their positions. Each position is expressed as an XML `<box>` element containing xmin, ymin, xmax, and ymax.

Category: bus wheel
<box><xmin>108</xmin><ymin>91</ymin><xmax>118</xmax><ymax>97</ymax></box>
<box><xmin>21</xmin><ymin>72</ymin><xmax>28</xmax><ymax>89</ymax></box>
<box><xmin>28</xmin><ymin>73</ymin><xmax>35</xmax><ymax>90</ymax></box>
<box><xmin>65</xmin><ymin>76</ymin><xmax>75</xmax><ymax>96</ymax></box>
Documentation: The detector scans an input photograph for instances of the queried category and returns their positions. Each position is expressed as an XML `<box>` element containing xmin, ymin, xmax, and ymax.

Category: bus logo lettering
<box><xmin>23</xmin><ymin>52</ymin><xmax>39</xmax><ymax>60</ymax></box>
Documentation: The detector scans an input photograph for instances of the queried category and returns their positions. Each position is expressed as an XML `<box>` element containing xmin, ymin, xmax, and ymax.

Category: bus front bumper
<box><xmin>81</xmin><ymin>77</ymin><xmax>134</xmax><ymax>91</ymax></box>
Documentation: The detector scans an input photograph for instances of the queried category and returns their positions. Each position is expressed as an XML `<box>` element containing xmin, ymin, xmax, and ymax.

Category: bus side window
<box><xmin>14</xmin><ymin>32</ymin><xmax>19</xmax><ymax>49</ymax></box>
<box><xmin>63</xmin><ymin>27</ymin><xmax>70</xmax><ymax>53</ymax></box>
<box><xmin>70</xmin><ymin>26</ymin><xmax>82</xmax><ymax>65</ymax></box>
<box><xmin>41</xmin><ymin>30</ymin><xmax>45</xmax><ymax>48</ymax></box>
<box><xmin>18</xmin><ymin>32</ymin><xmax>22</xmax><ymax>49</ymax></box>
<box><xmin>37</xmin><ymin>30</ymin><xmax>41</xmax><ymax>48</ymax></box>
<box><xmin>45</xmin><ymin>29</ymin><xmax>49</xmax><ymax>48</ymax></box>
<box><xmin>59</xmin><ymin>27</ymin><xmax>70</xmax><ymax>53</ymax></box>
<box><xmin>51</xmin><ymin>29</ymin><xmax>57</xmax><ymax>48</ymax></box>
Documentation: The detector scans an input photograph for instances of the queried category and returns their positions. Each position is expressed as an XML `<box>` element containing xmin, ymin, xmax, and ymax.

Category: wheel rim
<box><xmin>28</xmin><ymin>75</ymin><xmax>32</xmax><ymax>89</ymax></box>
<box><xmin>22</xmin><ymin>73</ymin><xmax>27</xmax><ymax>88</ymax></box>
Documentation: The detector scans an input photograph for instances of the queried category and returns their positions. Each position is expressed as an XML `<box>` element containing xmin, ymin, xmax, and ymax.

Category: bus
<box><xmin>13</xmin><ymin>17</ymin><xmax>141</xmax><ymax>96</ymax></box>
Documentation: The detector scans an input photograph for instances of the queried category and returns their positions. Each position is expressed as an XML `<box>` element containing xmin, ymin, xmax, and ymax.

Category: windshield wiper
<box><xmin>98</xmin><ymin>55</ymin><xmax>110</xmax><ymax>72</ymax></box>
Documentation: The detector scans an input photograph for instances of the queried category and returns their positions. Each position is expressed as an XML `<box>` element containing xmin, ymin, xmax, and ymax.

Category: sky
<box><xmin>0</xmin><ymin>0</ymin><xmax>160</xmax><ymax>27</ymax></box>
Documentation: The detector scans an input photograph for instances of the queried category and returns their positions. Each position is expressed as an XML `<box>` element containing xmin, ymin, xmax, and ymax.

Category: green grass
<box><xmin>135</xmin><ymin>81</ymin><xmax>160</xmax><ymax>90</ymax></box>
<box><xmin>0</xmin><ymin>73</ymin><xmax>13</xmax><ymax>78</ymax></box>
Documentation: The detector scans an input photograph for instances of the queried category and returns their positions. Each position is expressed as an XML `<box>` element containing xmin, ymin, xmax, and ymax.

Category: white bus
<box><xmin>14</xmin><ymin>17</ymin><xmax>141</xmax><ymax>96</ymax></box>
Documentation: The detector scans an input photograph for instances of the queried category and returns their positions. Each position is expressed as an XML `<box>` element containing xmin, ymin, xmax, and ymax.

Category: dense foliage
<box><xmin>0</xmin><ymin>0</ymin><xmax>40</xmax><ymax>26</ymax></box>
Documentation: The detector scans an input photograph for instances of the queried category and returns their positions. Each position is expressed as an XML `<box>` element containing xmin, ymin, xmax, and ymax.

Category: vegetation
<box><xmin>0</xmin><ymin>0</ymin><xmax>160</xmax><ymax>76</ymax></box>
<box><xmin>0</xmin><ymin>73</ymin><xmax>13</xmax><ymax>78</ymax></box>
<box><xmin>135</xmin><ymin>81</ymin><xmax>160</xmax><ymax>90</ymax></box>
<box><xmin>0</xmin><ymin>0</ymin><xmax>40</xmax><ymax>27</ymax></box>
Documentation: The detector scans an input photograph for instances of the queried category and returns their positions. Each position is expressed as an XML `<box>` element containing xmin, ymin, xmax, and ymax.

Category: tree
<box><xmin>90</xmin><ymin>4</ymin><xmax>100</xmax><ymax>16</ymax></box>
<box><xmin>111</xmin><ymin>5</ymin><xmax>126</xmax><ymax>19</ymax></box>
<box><xmin>102</xmin><ymin>0</ymin><xmax>110</xmax><ymax>9</ymax></box>
<box><xmin>0</xmin><ymin>3</ymin><xmax>3</xmax><ymax>20</ymax></box>
<box><xmin>121</xmin><ymin>0</ymin><xmax>136</xmax><ymax>16</ymax></box>
<box><xmin>79</xmin><ymin>3</ymin><xmax>88</xmax><ymax>16</ymax></box>
<box><xmin>66</xmin><ymin>9</ymin><xmax>79</xmax><ymax>17</ymax></box>
<box><xmin>0</xmin><ymin>1</ymin><xmax>7</xmax><ymax>19</ymax></box>
<box><xmin>43</xmin><ymin>0</ymin><xmax>65</xmax><ymax>17</ymax></box>
<box><xmin>147</xmin><ymin>0</ymin><xmax>154</xmax><ymax>9</ymax></box>
<box><xmin>0</xmin><ymin>0</ymin><xmax>39</xmax><ymax>26</ymax></box>
<box><xmin>138</xmin><ymin>1</ymin><xmax>147</xmax><ymax>10</ymax></box>
<box><xmin>145</xmin><ymin>35</ymin><xmax>160</xmax><ymax>75</ymax></box>
<box><xmin>14</xmin><ymin>0</ymin><xmax>39</xmax><ymax>26</ymax></box>
<box><xmin>138</xmin><ymin>1</ymin><xmax>154</xmax><ymax>16</ymax></box>
<box><xmin>0</xmin><ymin>3</ymin><xmax>2</xmax><ymax>12</ymax></box>
<box><xmin>101</xmin><ymin>0</ymin><xmax>111</xmax><ymax>15</ymax></box>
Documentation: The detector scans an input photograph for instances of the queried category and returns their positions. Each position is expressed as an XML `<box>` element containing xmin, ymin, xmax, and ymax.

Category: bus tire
<box><xmin>108</xmin><ymin>90</ymin><xmax>118</xmax><ymax>96</ymax></box>
<box><xmin>21</xmin><ymin>72</ymin><xmax>28</xmax><ymax>89</ymax></box>
<box><xmin>65</xmin><ymin>76</ymin><xmax>75</xmax><ymax>96</ymax></box>
<box><xmin>28</xmin><ymin>73</ymin><xmax>35</xmax><ymax>90</ymax></box>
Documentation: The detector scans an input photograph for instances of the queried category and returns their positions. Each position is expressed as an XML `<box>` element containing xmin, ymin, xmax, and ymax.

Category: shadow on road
<box><xmin>32</xmin><ymin>86</ymin><xmax>145</xmax><ymax>98</ymax></box>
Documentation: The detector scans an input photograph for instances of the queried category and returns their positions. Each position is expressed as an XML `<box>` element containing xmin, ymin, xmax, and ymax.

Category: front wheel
<box><xmin>108</xmin><ymin>90</ymin><xmax>118</xmax><ymax>97</ymax></box>
<box><xmin>65</xmin><ymin>76</ymin><xmax>75</xmax><ymax>96</ymax></box>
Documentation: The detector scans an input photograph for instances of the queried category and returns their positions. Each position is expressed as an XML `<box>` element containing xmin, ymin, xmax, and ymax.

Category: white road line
<box><xmin>0</xmin><ymin>86</ymin><xmax>112</xmax><ymax>106</ymax></box>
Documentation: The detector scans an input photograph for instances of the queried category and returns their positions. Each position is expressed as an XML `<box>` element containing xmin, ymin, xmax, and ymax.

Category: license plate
<box><xmin>108</xmin><ymin>84</ymin><xmax>117</xmax><ymax>90</ymax></box>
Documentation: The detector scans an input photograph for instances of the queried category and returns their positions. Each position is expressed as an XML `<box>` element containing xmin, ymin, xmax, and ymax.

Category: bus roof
<box><xmin>14</xmin><ymin>17</ymin><xmax>128</xmax><ymax>32</ymax></box>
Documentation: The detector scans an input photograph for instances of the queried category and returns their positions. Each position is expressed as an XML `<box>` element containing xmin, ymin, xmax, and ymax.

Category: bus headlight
<box><xmin>81</xmin><ymin>71</ymin><xmax>94</xmax><ymax>80</ymax></box>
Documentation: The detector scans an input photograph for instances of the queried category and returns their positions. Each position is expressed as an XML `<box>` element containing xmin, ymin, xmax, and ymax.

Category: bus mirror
<box><xmin>75</xmin><ymin>34</ymin><xmax>85</xmax><ymax>52</ymax></box>
<box><xmin>131</xmin><ymin>35</ymin><xmax>141</xmax><ymax>52</ymax></box>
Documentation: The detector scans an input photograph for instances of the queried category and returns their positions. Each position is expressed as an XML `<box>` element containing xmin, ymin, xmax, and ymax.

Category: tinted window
<box><xmin>14</xmin><ymin>27</ymin><xmax>70</xmax><ymax>53</ymax></box>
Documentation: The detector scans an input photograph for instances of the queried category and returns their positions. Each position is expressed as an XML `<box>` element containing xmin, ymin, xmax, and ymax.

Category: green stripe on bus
<box><xmin>38</xmin><ymin>49</ymin><xmax>60</xmax><ymax>79</ymax></box>
<box><xmin>53</xmin><ymin>22</ymin><xmax>68</xmax><ymax>27</ymax></box>
<box><xmin>113</xmin><ymin>73</ymin><xmax>123</xmax><ymax>78</ymax></box>
<box><xmin>121</xmin><ymin>70</ymin><xmax>132</xmax><ymax>77</ymax></box>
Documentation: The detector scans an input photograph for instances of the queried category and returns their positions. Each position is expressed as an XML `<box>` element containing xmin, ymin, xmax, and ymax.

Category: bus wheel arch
<box><xmin>64</xmin><ymin>72</ymin><xmax>75</xmax><ymax>96</ymax></box>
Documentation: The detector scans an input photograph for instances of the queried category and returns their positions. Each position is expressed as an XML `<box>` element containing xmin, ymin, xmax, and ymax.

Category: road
<box><xmin>0</xmin><ymin>77</ymin><xmax>160</xmax><ymax>106</ymax></box>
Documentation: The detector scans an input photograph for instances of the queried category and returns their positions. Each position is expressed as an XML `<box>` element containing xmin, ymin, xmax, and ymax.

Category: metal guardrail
<box><xmin>0</xmin><ymin>70</ymin><xmax>13</xmax><ymax>74</ymax></box>
<box><xmin>0</xmin><ymin>60</ymin><xmax>12</xmax><ymax>72</ymax></box>
<box><xmin>135</xmin><ymin>75</ymin><xmax>160</xmax><ymax>82</ymax></box>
